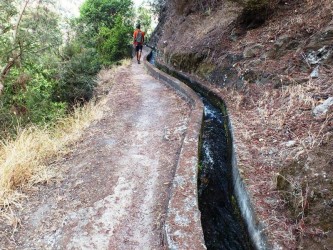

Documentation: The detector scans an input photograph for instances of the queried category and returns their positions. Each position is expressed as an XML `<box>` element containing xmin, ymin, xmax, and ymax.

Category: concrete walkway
<box><xmin>1</xmin><ymin>51</ymin><xmax>192</xmax><ymax>249</ymax></box>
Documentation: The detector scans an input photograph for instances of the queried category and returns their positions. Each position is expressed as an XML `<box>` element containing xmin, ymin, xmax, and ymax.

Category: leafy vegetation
<box><xmin>0</xmin><ymin>0</ymin><xmax>65</xmax><ymax>135</ymax></box>
<box><xmin>80</xmin><ymin>0</ymin><xmax>134</xmax><ymax>65</ymax></box>
<box><xmin>54</xmin><ymin>41</ymin><xmax>100</xmax><ymax>105</ymax></box>
<box><xmin>0</xmin><ymin>0</ymin><xmax>135</xmax><ymax>136</ymax></box>
<box><xmin>137</xmin><ymin>5</ymin><xmax>154</xmax><ymax>41</ymax></box>
<box><xmin>0</xmin><ymin>0</ymin><xmax>144</xmax><ymax>218</ymax></box>
<box><xmin>148</xmin><ymin>0</ymin><xmax>167</xmax><ymax>16</ymax></box>
<box><xmin>97</xmin><ymin>16</ymin><xmax>133</xmax><ymax>64</ymax></box>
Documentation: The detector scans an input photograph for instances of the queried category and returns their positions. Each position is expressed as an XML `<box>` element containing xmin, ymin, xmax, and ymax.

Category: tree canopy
<box><xmin>79</xmin><ymin>0</ymin><xmax>134</xmax><ymax>65</ymax></box>
<box><xmin>80</xmin><ymin>0</ymin><xmax>133</xmax><ymax>31</ymax></box>
<box><xmin>0</xmin><ymin>0</ymin><xmax>135</xmax><ymax>135</ymax></box>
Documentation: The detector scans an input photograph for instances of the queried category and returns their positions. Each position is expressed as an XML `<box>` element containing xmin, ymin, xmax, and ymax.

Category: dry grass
<box><xmin>221</xmin><ymin>73</ymin><xmax>332</xmax><ymax>248</ymax></box>
<box><xmin>0</xmin><ymin>100</ymin><xmax>105</xmax><ymax>203</ymax></box>
<box><xmin>95</xmin><ymin>59</ymin><xmax>131</xmax><ymax>98</ymax></box>
<box><xmin>154</xmin><ymin>0</ymin><xmax>333</xmax><ymax>246</ymax></box>
<box><xmin>0</xmin><ymin>60</ymin><xmax>130</xmax><ymax>215</ymax></box>
<box><xmin>0</xmin><ymin>101</ymin><xmax>105</xmax><ymax>227</ymax></box>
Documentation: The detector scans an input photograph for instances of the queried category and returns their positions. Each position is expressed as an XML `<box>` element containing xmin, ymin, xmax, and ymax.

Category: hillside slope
<box><xmin>150</xmin><ymin>0</ymin><xmax>333</xmax><ymax>249</ymax></box>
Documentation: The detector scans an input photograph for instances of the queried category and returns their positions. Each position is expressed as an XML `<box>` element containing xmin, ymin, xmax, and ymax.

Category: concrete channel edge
<box><xmin>150</xmin><ymin>55</ymin><xmax>269</xmax><ymax>250</ymax></box>
<box><xmin>144</xmin><ymin>49</ymin><xmax>207</xmax><ymax>250</ymax></box>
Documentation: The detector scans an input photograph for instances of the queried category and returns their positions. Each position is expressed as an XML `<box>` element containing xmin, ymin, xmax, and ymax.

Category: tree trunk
<box><xmin>0</xmin><ymin>0</ymin><xmax>29</xmax><ymax>96</ymax></box>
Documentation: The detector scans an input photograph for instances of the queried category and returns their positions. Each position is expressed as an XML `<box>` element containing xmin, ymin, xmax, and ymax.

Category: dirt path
<box><xmin>0</xmin><ymin>52</ymin><xmax>191</xmax><ymax>249</ymax></box>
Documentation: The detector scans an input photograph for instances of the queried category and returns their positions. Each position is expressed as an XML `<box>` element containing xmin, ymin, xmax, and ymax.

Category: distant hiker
<box><xmin>133</xmin><ymin>23</ymin><xmax>145</xmax><ymax>64</ymax></box>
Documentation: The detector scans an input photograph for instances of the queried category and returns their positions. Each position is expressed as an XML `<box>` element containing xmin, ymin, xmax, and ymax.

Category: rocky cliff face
<box><xmin>151</xmin><ymin>0</ymin><xmax>333</xmax><ymax>249</ymax></box>
<box><xmin>152</xmin><ymin>0</ymin><xmax>333</xmax><ymax>89</ymax></box>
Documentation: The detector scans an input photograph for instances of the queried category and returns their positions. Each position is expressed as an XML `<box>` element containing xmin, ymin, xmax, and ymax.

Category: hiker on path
<box><xmin>133</xmin><ymin>23</ymin><xmax>145</xmax><ymax>64</ymax></box>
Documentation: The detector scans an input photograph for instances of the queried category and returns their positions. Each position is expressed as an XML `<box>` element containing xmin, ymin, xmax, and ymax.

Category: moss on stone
<box><xmin>196</xmin><ymin>62</ymin><xmax>216</xmax><ymax>79</ymax></box>
<box><xmin>169</xmin><ymin>53</ymin><xmax>205</xmax><ymax>72</ymax></box>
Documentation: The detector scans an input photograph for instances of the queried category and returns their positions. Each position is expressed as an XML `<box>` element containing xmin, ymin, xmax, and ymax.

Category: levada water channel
<box><xmin>148</xmin><ymin>51</ymin><xmax>255</xmax><ymax>250</ymax></box>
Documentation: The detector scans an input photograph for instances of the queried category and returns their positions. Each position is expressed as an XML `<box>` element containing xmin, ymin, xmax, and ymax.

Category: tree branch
<box><xmin>14</xmin><ymin>0</ymin><xmax>30</xmax><ymax>43</ymax></box>
<box><xmin>0</xmin><ymin>0</ymin><xmax>30</xmax><ymax>95</ymax></box>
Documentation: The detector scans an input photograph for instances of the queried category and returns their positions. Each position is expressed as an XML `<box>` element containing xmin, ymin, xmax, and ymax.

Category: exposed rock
<box><xmin>208</xmin><ymin>67</ymin><xmax>242</xmax><ymax>87</ymax></box>
<box><xmin>203</xmin><ymin>53</ymin><xmax>243</xmax><ymax>87</ymax></box>
<box><xmin>243</xmin><ymin>69</ymin><xmax>258</xmax><ymax>83</ymax></box>
<box><xmin>307</xmin><ymin>24</ymin><xmax>333</xmax><ymax>50</ymax></box>
<box><xmin>276</xmin><ymin>173</ymin><xmax>291</xmax><ymax>191</ymax></box>
<box><xmin>248</xmin><ymin>58</ymin><xmax>262</xmax><ymax>67</ymax></box>
<box><xmin>275</xmin><ymin>34</ymin><xmax>292</xmax><ymax>47</ymax></box>
<box><xmin>285</xmin><ymin>140</ymin><xmax>297</xmax><ymax>147</ymax></box>
<box><xmin>266</xmin><ymin>35</ymin><xmax>300</xmax><ymax>59</ymax></box>
<box><xmin>264</xmin><ymin>49</ymin><xmax>274</xmax><ymax>60</ymax></box>
<box><xmin>229</xmin><ymin>27</ymin><xmax>244</xmax><ymax>42</ymax></box>
<box><xmin>310</xmin><ymin>65</ymin><xmax>320</xmax><ymax>78</ymax></box>
<box><xmin>152</xmin><ymin>2</ymin><xmax>333</xmax><ymax>247</ymax></box>
<box><xmin>243</xmin><ymin>44</ymin><xmax>264</xmax><ymax>58</ymax></box>
<box><xmin>306</xmin><ymin>46</ymin><xmax>333</xmax><ymax>65</ymax></box>
<box><xmin>313</xmin><ymin>97</ymin><xmax>333</xmax><ymax>117</ymax></box>
<box><xmin>305</xmin><ymin>24</ymin><xmax>333</xmax><ymax>65</ymax></box>
<box><xmin>276</xmin><ymin>35</ymin><xmax>300</xmax><ymax>50</ymax></box>
<box><xmin>169</xmin><ymin>52</ymin><xmax>205</xmax><ymax>71</ymax></box>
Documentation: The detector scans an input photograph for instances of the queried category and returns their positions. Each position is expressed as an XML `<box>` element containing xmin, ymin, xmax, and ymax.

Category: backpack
<box><xmin>136</xmin><ymin>31</ymin><xmax>143</xmax><ymax>43</ymax></box>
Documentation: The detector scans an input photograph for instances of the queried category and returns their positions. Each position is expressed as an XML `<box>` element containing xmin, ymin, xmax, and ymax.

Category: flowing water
<box><xmin>148</xmin><ymin>51</ymin><xmax>255</xmax><ymax>250</ymax></box>
<box><xmin>198</xmin><ymin>97</ymin><xmax>253</xmax><ymax>250</ymax></box>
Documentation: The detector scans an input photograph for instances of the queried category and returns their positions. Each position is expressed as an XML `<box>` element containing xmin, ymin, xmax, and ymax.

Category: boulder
<box><xmin>305</xmin><ymin>24</ymin><xmax>333</xmax><ymax>65</ymax></box>
<box><xmin>313</xmin><ymin>97</ymin><xmax>333</xmax><ymax>117</ymax></box>
<box><xmin>310</xmin><ymin>65</ymin><xmax>320</xmax><ymax>78</ymax></box>
<box><xmin>306</xmin><ymin>46</ymin><xmax>333</xmax><ymax>65</ymax></box>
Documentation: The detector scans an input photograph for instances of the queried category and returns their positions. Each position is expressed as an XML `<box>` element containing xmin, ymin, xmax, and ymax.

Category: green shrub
<box><xmin>24</xmin><ymin>71</ymin><xmax>67</xmax><ymax>124</ymax></box>
<box><xmin>97</xmin><ymin>16</ymin><xmax>133</xmax><ymax>65</ymax></box>
<box><xmin>53</xmin><ymin>42</ymin><xmax>100</xmax><ymax>105</ymax></box>
<box><xmin>0</xmin><ymin>64</ymin><xmax>67</xmax><ymax>135</ymax></box>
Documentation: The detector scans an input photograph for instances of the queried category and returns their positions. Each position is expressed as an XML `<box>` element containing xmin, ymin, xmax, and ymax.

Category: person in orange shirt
<box><xmin>133</xmin><ymin>23</ymin><xmax>145</xmax><ymax>64</ymax></box>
